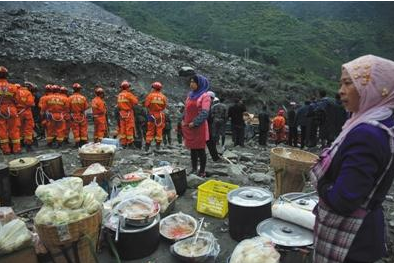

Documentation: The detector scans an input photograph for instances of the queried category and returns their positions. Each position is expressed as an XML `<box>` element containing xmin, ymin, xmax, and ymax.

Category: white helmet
<box><xmin>207</xmin><ymin>91</ymin><xmax>216</xmax><ymax>98</ymax></box>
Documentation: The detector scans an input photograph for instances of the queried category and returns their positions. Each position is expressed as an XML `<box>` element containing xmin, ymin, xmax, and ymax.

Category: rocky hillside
<box><xmin>97</xmin><ymin>1</ymin><xmax>394</xmax><ymax>89</ymax></box>
<box><xmin>0</xmin><ymin>4</ymin><xmax>314</xmax><ymax>113</ymax></box>
<box><xmin>0</xmin><ymin>1</ymin><xmax>127</xmax><ymax>26</ymax></box>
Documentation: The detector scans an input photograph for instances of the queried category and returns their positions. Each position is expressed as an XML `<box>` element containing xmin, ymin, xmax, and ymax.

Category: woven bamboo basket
<box><xmin>270</xmin><ymin>147</ymin><xmax>318</xmax><ymax>197</ymax></box>
<box><xmin>35</xmin><ymin>210</ymin><xmax>101</xmax><ymax>263</ymax></box>
<box><xmin>72</xmin><ymin>167</ymin><xmax>112</xmax><ymax>186</ymax></box>
<box><xmin>78</xmin><ymin>152</ymin><xmax>114</xmax><ymax>167</ymax></box>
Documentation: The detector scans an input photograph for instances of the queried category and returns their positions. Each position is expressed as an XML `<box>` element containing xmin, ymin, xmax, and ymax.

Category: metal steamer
<box><xmin>0</xmin><ymin>163</ymin><xmax>11</xmax><ymax>205</ymax></box>
<box><xmin>256</xmin><ymin>192</ymin><xmax>317</xmax><ymax>263</ymax></box>
<box><xmin>36</xmin><ymin>153</ymin><xmax>65</xmax><ymax>183</ymax></box>
<box><xmin>257</xmin><ymin>218</ymin><xmax>314</xmax><ymax>263</ymax></box>
<box><xmin>9</xmin><ymin>157</ymin><xmax>40</xmax><ymax>196</ymax></box>
<box><xmin>107</xmin><ymin>215</ymin><xmax>161</xmax><ymax>260</ymax></box>
<box><xmin>227</xmin><ymin>187</ymin><xmax>273</xmax><ymax>241</ymax></box>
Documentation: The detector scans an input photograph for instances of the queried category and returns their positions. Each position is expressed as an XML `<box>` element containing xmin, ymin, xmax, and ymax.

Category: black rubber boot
<box><xmin>145</xmin><ymin>143</ymin><xmax>151</xmax><ymax>152</ymax></box>
<box><xmin>128</xmin><ymin>143</ymin><xmax>136</xmax><ymax>149</ymax></box>
<box><xmin>155</xmin><ymin>143</ymin><xmax>161</xmax><ymax>150</ymax></box>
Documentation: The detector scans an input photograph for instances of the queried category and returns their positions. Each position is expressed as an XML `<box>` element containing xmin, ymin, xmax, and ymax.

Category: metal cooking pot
<box><xmin>227</xmin><ymin>186</ymin><xmax>273</xmax><ymax>241</ymax></box>
<box><xmin>36</xmin><ymin>153</ymin><xmax>65</xmax><ymax>182</ymax></box>
<box><xmin>9</xmin><ymin>157</ymin><xmax>39</xmax><ymax>196</ymax></box>
<box><xmin>256</xmin><ymin>218</ymin><xmax>314</xmax><ymax>263</ymax></box>
<box><xmin>107</xmin><ymin>215</ymin><xmax>161</xmax><ymax>260</ymax></box>
<box><xmin>0</xmin><ymin>163</ymin><xmax>11</xmax><ymax>206</ymax></box>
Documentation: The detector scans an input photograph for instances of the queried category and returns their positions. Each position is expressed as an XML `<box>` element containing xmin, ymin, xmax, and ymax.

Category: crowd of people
<box><xmin>0</xmin><ymin>66</ymin><xmax>175</xmax><ymax>154</ymax></box>
<box><xmin>0</xmin><ymin>63</ymin><xmax>349</xmax><ymax>159</ymax></box>
<box><xmin>257</xmin><ymin>89</ymin><xmax>348</xmax><ymax>148</ymax></box>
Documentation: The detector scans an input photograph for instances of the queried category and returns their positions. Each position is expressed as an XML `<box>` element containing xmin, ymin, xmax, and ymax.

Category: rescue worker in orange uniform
<box><xmin>144</xmin><ymin>82</ymin><xmax>167</xmax><ymax>151</ymax></box>
<box><xmin>91</xmin><ymin>87</ymin><xmax>107</xmax><ymax>142</ymax></box>
<box><xmin>60</xmin><ymin>86</ymin><xmax>71</xmax><ymax>144</ymax></box>
<box><xmin>117</xmin><ymin>81</ymin><xmax>138</xmax><ymax>148</ymax></box>
<box><xmin>0</xmin><ymin>66</ymin><xmax>21</xmax><ymax>154</ymax></box>
<box><xmin>41</xmin><ymin>85</ymin><xmax>69</xmax><ymax>147</ymax></box>
<box><xmin>69</xmin><ymin>83</ymin><xmax>89</xmax><ymax>147</ymax></box>
<box><xmin>39</xmin><ymin>84</ymin><xmax>53</xmax><ymax>137</ymax></box>
<box><xmin>272</xmin><ymin>109</ymin><xmax>286</xmax><ymax>145</ymax></box>
<box><xmin>16</xmin><ymin>82</ymin><xmax>35</xmax><ymax>151</ymax></box>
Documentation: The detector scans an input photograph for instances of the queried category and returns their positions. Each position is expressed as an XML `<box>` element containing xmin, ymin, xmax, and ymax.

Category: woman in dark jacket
<box><xmin>311</xmin><ymin>55</ymin><xmax>394</xmax><ymax>263</ymax></box>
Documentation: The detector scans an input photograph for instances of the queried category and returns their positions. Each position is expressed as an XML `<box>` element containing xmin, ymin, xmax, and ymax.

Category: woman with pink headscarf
<box><xmin>311</xmin><ymin>55</ymin><xmax>394</xmax><ymax>263</ymax></box>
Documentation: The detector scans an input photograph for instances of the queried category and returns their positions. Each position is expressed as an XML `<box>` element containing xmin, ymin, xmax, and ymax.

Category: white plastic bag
<box><xmin>230</xmin><ymin>236</ymin><xmax>280</xmax><ymax>263</ymax></box>
<box><xmin>0</xmin><ymin>207</ymin><xmax>16</xmax><ymax>226</ymax></box>
<box><xmin>83</xmin><ymin>181</ymin><xmax>108</xmax><ymax>203</ymax></box>
<box><xmin>117</xmin><ymin>179</ymin><xmax>169</xmax><ymax>211</ymax></box>
<box><xmin>0</xmin><ymin>219</ymin><xmax>32</xmax><ymax>254</ymax></box>
<box><xmin>171</xmin><ymin>231</ymin><xmax>220</xmax><ymax>262</ymax></box>
<box><xmin>79</xmin><ymin>142</ymin><xmax>116</xmax><ymax>154</ymax></box>
<box><xmin>82</xmin><ymin>163</ymin><xmax>107</xmax><ymax>176</ymax></box>
<box><xmin>35</xmin><ymin>177</ymin><xmax>83</xmax><ymax>208</ymax></box>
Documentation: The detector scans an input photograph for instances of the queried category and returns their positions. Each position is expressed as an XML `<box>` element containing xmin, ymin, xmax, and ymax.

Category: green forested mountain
<box><xmin>95</xmin><ymin>1</ymin><xmax>394</xmax><ymax>89</ymax></box>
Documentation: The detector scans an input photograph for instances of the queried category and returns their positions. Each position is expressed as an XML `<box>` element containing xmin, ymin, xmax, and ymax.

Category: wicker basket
<box><xmin>270</xmin><ymin>147</ymin><xmax>318</xmax><ymax>197</ymax></box>
<box><xmin>72</xmin><ymin>167</ymin><xmax>112</xmax><ymax>186</ymax></box>
<box><xmin>35</xmin><ymin>211</ymin><xmax>101</xmax><ymax>263</ymax></box>
<box><xmin>79</xmin><ymin>152</ymin><xmax>114</xmax><ymax>167</ymax></box>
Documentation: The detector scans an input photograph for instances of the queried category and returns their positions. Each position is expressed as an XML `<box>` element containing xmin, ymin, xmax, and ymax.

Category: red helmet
<box><xmin>60</xmin><ymin>86</ymin><xmax>68</xmax><ymax>93</ymax></box>
<box><xmin>151</xmin><ymin>81</ymin><xmax>163</xmax><ymax>91</ymax></box>
<box><xmin>45</xmin><ymin>84</ymin><xmax>52</xmax><ymax>91</ymax></box>
<box><xmin>120</xmin><ymin>81</ymin><xmax>130</xmax><ymax>90</ymax></box>
<box><xmin>0</xmin><ymin>66</ymin><xmax>8</xmax><ymax>73</ymax></box>
<box><xmin>95</xmin><ymin>87</ymin><xmax>104</xmax><ymax>95</ymax></box>
<box><xmin>72</xmin><ymin>83</ymin><xmax>82</xmax><ymax>90</ymax></box>
<box><xmin>51</xmin><ymin>85</ymin><xmax>60</xmax><ymax>92</ymax></box>
<box><xmin>278</xmin><ymin>109</ymin><xmax>285</xmax><ymax>116</ymax></box>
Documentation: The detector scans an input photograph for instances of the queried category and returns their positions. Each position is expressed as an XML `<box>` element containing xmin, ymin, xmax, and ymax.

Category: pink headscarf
<box><xmin>341</xmin><ymin>54</ymin><xmax>394</xmax><ymax>135</ymax></box>
<box><xmin>310</xmin><ymin>55</ymin><xmax>394</xmax><ymax>187</ymax></box>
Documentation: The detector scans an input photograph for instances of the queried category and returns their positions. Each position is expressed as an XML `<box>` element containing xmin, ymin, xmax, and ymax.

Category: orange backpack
<box><xmin>272</xmin><ymin>116</ymin><xmax>285</xmax><ymax>131</ymax></box>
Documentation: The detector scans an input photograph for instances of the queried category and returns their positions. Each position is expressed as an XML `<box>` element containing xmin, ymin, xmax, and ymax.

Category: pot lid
<box><xmin>228</xmin><ymin>187</ymin><xmax>273</xmax><ymax>207</ymax></box>
<box><xmin>278</xmin><ymin>192</ymin><xmax>318</xmax><ymax>212</ymax></box>
<box><xmin>120</xmin><ymin>214</ymin><xmax>160</xmax><ymax>233</ymax></box>
<box><xmin>37</xmin><ymin>153</ymin><xmax>61</xmax><ymax>161</ymax></box>
<box><xmin>0</xmin><ymin>162</ymin><xmax>8</xmax><ymax>170</ymax></box>
<box><xmin>105</xmin><ymin>214</ymin><xmax>160</xmax><ymax>233</ymax></box>
<box><xmin>9</xmin><ymin>157</ymin><xmax>39</xmax><ymax>170</ymax></box>
<box><xmin>256</xmin><ymin>218</ymin><xmax>313</xmax><ymax>247</ymax></box>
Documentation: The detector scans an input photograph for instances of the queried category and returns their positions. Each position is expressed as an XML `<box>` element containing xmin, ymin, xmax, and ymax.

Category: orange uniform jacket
<box><xmin>68</xmin><ymin>93</ymin><xmax>89</xmax><ymax>142</ymax></box>
<box><xmin>117</xmin><ymin>90</ymin><xmax>138</xmax><ymax>145</ymax></box>
<box><xmin>38</xmin><ymin>92</ymin><xmax>51</xmax><ymax>132</ymax></box>
<box><xmin>144</xmin><ymin>90</ymin><xmax>167</xmax><ymax>144</ymax></box>
<box><xmin>16</xmin><ymin>87</ymin><xmax>35</xmax><ymax>144</ymax></box>
<box><xmin>144</xmin><ymin>91</ymin><xmax>167</xmax><ymax>114</ymax></box>
<box><xmin>41</xmin><ymin>93</ymin><xmax>70</xmax><ymax>142</ymax></box>
<box><xmin>92</xmin><ymin>96</ymin><xmax>107</xmax><ymax>141</ymax></box>
<box><xmin>0</xmin><ymin>79</ymin><xmax>21</xmax><ymax>153</ymax></box>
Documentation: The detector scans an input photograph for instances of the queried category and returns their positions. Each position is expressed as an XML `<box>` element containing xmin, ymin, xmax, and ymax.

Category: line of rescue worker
<box><xmin>0</xmin><ymin>65</ymin><xmax>172</xmax><ymax>154</ymax></box>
